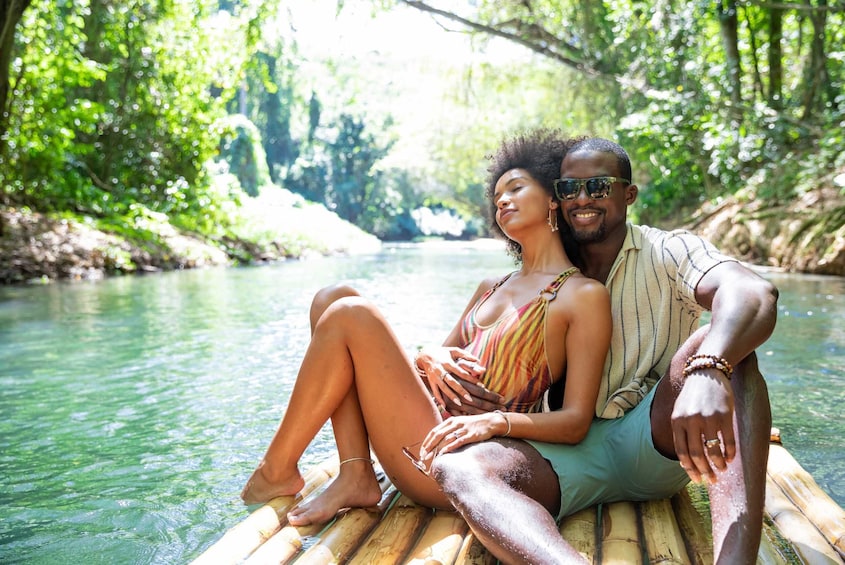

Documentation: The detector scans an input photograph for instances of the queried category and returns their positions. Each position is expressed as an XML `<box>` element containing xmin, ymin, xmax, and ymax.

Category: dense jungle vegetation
<box><xmin>0</xmin><ymin>1</ymin><xmax>843</xmax><ymax>282</ymax></box>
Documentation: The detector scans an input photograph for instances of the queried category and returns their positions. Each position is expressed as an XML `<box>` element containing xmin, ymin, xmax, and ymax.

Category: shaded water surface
<box><xmin>0</xmin><ymin>243</ymin><xmax>842</xmax><ymax>563</ymax></box>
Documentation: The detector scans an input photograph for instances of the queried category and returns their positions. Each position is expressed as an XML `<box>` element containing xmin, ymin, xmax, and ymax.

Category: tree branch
<box><xmin>740</xmin><ymin>1</ymin><xmax>845</xmax><ymax>12</ymax></box>
<box><xmin>397</xmin><ymin>0</ymin><xmax>601</xmax><ymax>76</ymax></box>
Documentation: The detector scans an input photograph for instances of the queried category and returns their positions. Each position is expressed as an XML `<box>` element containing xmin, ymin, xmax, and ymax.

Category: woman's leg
<box><xmin>241</xmin><ymin>295</ymin><xmax>449</xmax><ymax>521</ymax></box>
<box><xmin>241</xmin><ymin>284</ymin><xmax>368</xmax><ymax>507</ymax></box>
<box><xmin>300</xmin><ymin>284</ymin><xmax>392</xmax><ymax>521</ymax></box>
<box><xmin>309</xmin><ymin>284</ymin><xmax>361</xmax><ymax>332</ymax></box>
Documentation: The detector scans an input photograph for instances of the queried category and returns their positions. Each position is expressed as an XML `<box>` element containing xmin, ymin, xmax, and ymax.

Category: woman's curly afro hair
<box><xmin>485</xmin><ymin>128</ymin><xmax>584</xmax><ymax>266</ymax></box>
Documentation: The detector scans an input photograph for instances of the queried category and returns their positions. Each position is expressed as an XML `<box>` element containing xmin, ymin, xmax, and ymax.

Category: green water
<box><xmin>0</xmin><ymin>243</ymin><xmax>842</xmax><ymax>564</ymax></box>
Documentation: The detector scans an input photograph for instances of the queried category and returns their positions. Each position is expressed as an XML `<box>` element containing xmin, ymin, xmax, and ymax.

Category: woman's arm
<box><xmin>420</xmin><ymin>277</ymin><xmax>611</xmax><ymax>462</ymax></box>
<box><xmin>493</xmin><ymin>276</ymin><xmax>611</xmax><ymax>443</ymax></box>
<box><xmin>415</xmin><ymin>277</ymin><xmax>504</xmax><ymax>410</ymax></box>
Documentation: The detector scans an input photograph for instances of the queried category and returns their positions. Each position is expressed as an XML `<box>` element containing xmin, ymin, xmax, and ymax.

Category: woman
<box><xmin>240</xmin><ymin>128</ymin><xmax>612</xmax><ymax>527</ymax></box>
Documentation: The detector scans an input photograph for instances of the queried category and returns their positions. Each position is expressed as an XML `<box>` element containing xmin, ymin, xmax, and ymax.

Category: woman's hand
<box><xmin>418</xmin><ymin>411</ymin><xmax>510</xmax><ymax>467</ymax></box>
<box><xmin>414</xmin><ymin>347</ymin><xmax>488</xmax><ymax>410</ymax></box>
<box><xmin>439</xmin><ymin>376</ymin><xmax>505</xmax><ymax>415</ymax></box>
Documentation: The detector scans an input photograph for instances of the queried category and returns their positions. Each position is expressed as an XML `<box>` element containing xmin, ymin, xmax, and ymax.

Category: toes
<box><xmin>287</xmin><ymin>506</ymin><xmax>322</xmax><ymax>527</ymax></box>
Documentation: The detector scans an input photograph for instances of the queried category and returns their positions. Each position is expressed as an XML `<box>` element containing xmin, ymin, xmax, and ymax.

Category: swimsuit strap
<box><xmin>538</xmin><ymin>267</ymin><xmax>579</xmax><ymax>302</ymax></box>
<box><xmin>490</xmin><ymin>271</ymin><xmax>517</xmax><ymax>292</ymax></box>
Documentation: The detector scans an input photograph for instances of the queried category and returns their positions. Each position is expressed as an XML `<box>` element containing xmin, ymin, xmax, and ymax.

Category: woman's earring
<box><xmin>548</xmin><ymin>209</ymin><xmax>559</xmax><ymax>232</ymax></box>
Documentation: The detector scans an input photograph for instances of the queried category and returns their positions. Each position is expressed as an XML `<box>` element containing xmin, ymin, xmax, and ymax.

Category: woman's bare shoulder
<box><xmin>553</xmin><ymin>273</ymin><xmax>610</xmax><ymax>313</ymax></box>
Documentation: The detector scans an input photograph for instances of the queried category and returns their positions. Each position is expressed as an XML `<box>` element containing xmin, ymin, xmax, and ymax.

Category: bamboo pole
<box><xmin>767</xmin><ymin>443</ymin><xmax>845</xmax><ymax>558</ymax></box>
<box><xmin>756</xmin><ymin>518</ymin><xmax>795</xmax><ymax>565</ymax></box>
<box><xmin>402</xmin><ymin>509</ymin><xmax>469</xmax><ymax>564</ymax></box>
<box><xmin>764</xmin><ymin>473</ymin><xmax>843</xmax><ymax>564</ymax></box>
<box><xmin>293</xmin><ymin>480</ymin><xmax>397</xmax><ymax>564</ymax></box>
<box><xmin>190</xmin><ymin>459</ymin><xmax>338</xmax><ymax>564</ymax></box>
<box><xmin>599</xmin><ymin>501</ymin><xmax>642</xmax><ymax>564</ymax></box>
<box><xmin>640</xmin><ymin>497</ymin><xmax>690</xmax><ymax>563</ymax></box>
<box><xmin>240</xmin><ymin>519</ymin><xmax>326</xmax><ymax>565</ymax></box>
<box><xmin>671</xmin><ymin>485</ymin><xmax>713</xmax><ymax>565</ymax></box>
<box><xmin>347</xmin><ymin>495</ymin><xmax>431</xmax><ymax>564</ymax></box>
<box><xmin>559</xmin><ymin>506</ymin><xmax>598</xmax><ymax>562</ymax></box>
<box><xmin>453</xmin><ymin>533</ymin><xmax>498</xmax><ymax>565</ymax></box>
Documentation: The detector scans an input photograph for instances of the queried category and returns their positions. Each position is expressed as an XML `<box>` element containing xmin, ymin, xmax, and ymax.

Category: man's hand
<box><xmin>671</xmin><ymin>370</ymin><xmax>736</xmax><ymax>483</ymax></box>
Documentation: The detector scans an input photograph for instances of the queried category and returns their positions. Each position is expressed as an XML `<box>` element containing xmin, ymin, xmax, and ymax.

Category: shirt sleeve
<box><xmin>660</xmin><ymin>228</ymin><xmax>737</xmax><ymax>308</ymax></box>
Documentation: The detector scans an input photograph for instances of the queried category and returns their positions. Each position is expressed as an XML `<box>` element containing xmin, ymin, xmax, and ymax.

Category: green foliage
<box><xmin>3</xmin><ymin>0</ymin><xmax>844</xmax><ymax>265</ymax></box>
<box><xmin>392</xmin><ymin>0</ymin><xmax>844</xmax><ymax>226</ymax></box>
<box><xmin>217</xmin><ymin>114</ymin><xmax>273</xmax><ymax>197</ymax></box>
<box><xmin>285</xmin><ymin>112</ymin><xmax>397</xmax><ymax>235</ymax></box>
<box><xmin>2</xmin><ymin>0</ymin><xmax>280</xmax><ymax>235</ymax></box>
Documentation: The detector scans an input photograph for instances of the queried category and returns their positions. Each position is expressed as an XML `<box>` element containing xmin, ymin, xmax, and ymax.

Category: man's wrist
<box><xmin>682</xmin><ymin>354</ymin><xmax>733</xmax><ymax>380</ymax></box>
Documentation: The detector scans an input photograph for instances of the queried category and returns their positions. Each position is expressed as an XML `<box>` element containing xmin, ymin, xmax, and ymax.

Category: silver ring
<box><xmin>704</xmin><ymin>438</ymin><xmax>721</xmax><ymax>448</ymax></box>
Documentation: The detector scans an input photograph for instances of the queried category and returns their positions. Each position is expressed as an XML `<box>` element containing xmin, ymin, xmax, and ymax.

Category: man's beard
<box><xmin>571</xmin><ymin>223</ymin><xmax>607</xmax><ymax>244</ymax></box>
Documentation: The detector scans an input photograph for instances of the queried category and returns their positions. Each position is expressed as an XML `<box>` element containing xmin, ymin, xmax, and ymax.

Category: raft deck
<box><xmin>193</xmin><ymin>432</ymin><xmax>845</xmax><ymax>564</ymax></box>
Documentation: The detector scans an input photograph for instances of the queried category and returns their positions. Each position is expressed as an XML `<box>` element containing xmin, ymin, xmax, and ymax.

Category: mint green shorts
<box><xmin>526</xmin><ymin>386</ymin><xmax>690</xmax><ymax>519</ymax></box>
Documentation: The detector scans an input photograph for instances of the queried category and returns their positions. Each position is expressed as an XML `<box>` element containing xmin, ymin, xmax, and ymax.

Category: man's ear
<box><xmin>625</xmin><ymin>184</ymin><xmax>638</xmax><ymax>205</ymax></box>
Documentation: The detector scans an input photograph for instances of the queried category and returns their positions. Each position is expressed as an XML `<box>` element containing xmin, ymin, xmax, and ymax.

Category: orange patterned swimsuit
<box><xmin>459</xmin><ymin>267</ymin><xmax>578</xmax><ymax>413</ymax></box>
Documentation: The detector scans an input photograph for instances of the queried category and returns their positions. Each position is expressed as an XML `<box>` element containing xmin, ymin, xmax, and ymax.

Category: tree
<box><xmin>3</xmin><ymin>0</ymin><xmax>280</xmax><ymax>233</ymax></box>
<box><xmin>392</xmin><ymin>0</ymin><xmax>843</xmax><ymax>220</ymax></box>
<box><xmin>0</xmin><ymin>0</ymin><xmax>33</xmax><ymax>149</ymax></box>
<box><xmin>327</xmin><ymin>113</ymin><xmax>394</xmax><ymax>226</ymax></box>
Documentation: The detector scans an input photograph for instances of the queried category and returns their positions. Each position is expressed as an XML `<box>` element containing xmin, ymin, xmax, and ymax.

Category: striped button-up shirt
<box><xmin>597</xmin><ymin>223</ymin><xmax>736</xmax><ymax>419</ymax></box>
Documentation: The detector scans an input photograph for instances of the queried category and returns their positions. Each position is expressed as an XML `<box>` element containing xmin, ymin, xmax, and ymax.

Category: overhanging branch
<box><xmin>739</xmin><ymin>1</ymin><xmax>845</xmax><ymax>12</ymax></box>
<box><xmin>397</xmin><ymin>0</ymin><xmax>601</xmax><ymax>77</ymax></box>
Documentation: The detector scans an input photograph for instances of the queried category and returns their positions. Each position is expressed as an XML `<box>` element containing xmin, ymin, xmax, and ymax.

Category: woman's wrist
<box><xmin>494</xmin><ymin>410</ymin><xmax>511</xmax><ymax>437</ymax></box>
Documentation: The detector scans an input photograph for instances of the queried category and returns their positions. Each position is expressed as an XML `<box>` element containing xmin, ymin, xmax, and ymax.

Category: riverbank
<box><xmin>0</xmin><ymin>190</ymin><xmax>381</xmax><ymax>285</ymax></box>
<box><xmin>692</xmin><ymin>184</ymin><xmax>845</xmax><ymax>277</ymax></box>
<box><xmin>1</xmin><ymin>184</ymin><xmax>843</xmax><ymax>284</ymax></box>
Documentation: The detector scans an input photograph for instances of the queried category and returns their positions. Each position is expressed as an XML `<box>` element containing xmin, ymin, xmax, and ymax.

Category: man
<box><xmin>429</xmin><ymin>137</ymin><xmax>779</xmax><ymax>564</ymax></box>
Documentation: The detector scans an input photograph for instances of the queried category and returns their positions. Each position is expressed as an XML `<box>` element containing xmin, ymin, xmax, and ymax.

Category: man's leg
<box><xmin>651</xmin><ymin>326</ymin><xmax>771</xmax><ymax>563</ymax></box>
<box><xmin>431</xmin><ymin>439</ymin><xmax>588</xmax><ymax>565</ymax></box>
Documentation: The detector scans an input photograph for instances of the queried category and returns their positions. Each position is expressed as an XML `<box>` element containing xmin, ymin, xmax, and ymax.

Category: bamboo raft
<box><xmin>193</xmin><ymin>430</ymin><xmax>845</xmax><ymax>564</ymax></box>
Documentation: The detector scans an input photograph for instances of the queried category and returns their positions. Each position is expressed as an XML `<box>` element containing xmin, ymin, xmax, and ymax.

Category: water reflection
<box><xmin>0</xmin><ymin>249</ymin><xmax>842</xmax><ymax>563</ymax></box>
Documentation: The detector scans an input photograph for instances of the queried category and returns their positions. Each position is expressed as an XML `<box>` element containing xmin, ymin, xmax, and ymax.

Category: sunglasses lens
<box><xmin>586</xmin><ymin>178</ymin><xmax>612</xmax><ymax>199</ymax></box>
<box><xmin>556</xmin><ymin>180</ymin><xmax>580</xmax><ymax>200</ymax></box>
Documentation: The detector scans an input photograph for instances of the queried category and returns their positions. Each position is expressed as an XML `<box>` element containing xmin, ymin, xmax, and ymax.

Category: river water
<box><xmin>1</xmin><ymin>242</ymin><xmax>842</xmax><ymax>564</ymax></box>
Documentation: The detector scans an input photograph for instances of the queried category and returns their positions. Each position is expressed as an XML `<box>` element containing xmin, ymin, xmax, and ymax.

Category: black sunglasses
<box><xmin>553</xmin><ymin>176</ymin><xmax>631</xmax><ymax>201</ymax></box>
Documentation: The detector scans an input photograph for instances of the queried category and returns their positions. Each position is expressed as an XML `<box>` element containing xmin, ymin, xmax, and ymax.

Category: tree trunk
<box><xmin>768</xmin><ymin>5</ymin><xmax>784</xmax><ymax>109</ymax></box>
<box><xmin>801</xmin><ymin>0</ymin><xmax>828</xmax><ymax>121</ymax></box>
<box><xmin>744</xmin><ymin>7</ymin><xmax>764</xmax><ymax>102</ymax></box>
<box><xmin>717</xmin><ymin>0</ymin><xmax>743</xmax><ymax>119</ymax></box>
<box><xmin>0</xmin><ymin>0</ymin><xmax>33</xmax><ymax>146</ymax></box>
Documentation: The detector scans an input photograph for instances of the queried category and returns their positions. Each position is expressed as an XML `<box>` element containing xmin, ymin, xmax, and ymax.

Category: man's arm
<box><xmin>694</xmin><ymin>261</ymin><xmax>779</xmax><ymax>362</ymax></box>
<box><xmin>672</xmin><ymin>261</ymin><xmax>778</xmax><ymax>479</ymax></box>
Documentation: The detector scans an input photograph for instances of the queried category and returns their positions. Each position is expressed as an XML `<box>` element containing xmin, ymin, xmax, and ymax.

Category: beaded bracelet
<box><xmin>682</xmin><ymin>354</ymin><xmax>733</xmax><ymax>380</ymax></box>
<box><xmin>494</xmin><ymin>410</ymin><xmax>511</xmax><ymax>437</ymax></box>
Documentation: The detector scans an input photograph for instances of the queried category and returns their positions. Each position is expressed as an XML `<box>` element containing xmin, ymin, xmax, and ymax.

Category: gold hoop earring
<box><xmin>548</xmin><ymin>209</ymin><xmax>559</xmax><ymax>232</ymax></box>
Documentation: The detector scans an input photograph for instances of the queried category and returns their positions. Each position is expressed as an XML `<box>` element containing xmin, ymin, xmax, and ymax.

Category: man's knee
<box><xmin>429</xmin><ymin>448</ymin><xmax>488</xmax><ymax>499</ymax></box>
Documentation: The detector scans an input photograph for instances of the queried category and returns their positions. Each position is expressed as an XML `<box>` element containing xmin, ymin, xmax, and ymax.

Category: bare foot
<box><xmin>287</xmin><ymin>462</ymin><xmax>382</xmax><ymax>526</ymax></box>
<box><xmin>240</xmin><ymin>460</ymin><xmax>306</xmax><ymax>505</ymax></box>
